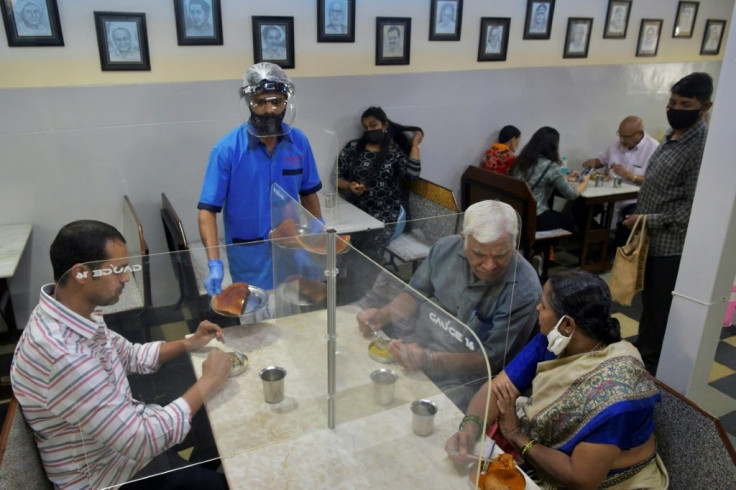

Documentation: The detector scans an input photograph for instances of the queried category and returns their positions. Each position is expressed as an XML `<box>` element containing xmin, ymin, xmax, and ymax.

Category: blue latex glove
<box><xmin>307</xmin><ymin>217</ymin><xmax>326</xmax><ymax>233</ymax></box>
<box><xmin>205</xmin><ymin>259</ymin><xmax>224</xmax><ymax>296</ymax></box>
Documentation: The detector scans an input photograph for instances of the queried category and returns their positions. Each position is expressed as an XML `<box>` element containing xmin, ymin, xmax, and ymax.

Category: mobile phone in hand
<box><xmin>578</xmin><ymin>166</ymin><xmax>593</xmax><ymax>182</ymax></box>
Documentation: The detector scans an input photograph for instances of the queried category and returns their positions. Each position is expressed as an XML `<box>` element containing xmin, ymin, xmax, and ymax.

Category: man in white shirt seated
<box><xmin>583</xmin><ymin>115</ymin><xmax>659</xmax><ymax>247</ymax></box>
<box><xmin>10</xmin><ymin>220</ymin><xmax>231</xmax><ymax>489</ymax></box>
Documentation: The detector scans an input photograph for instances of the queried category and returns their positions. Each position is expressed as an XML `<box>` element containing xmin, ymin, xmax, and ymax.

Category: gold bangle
<box><xmin>459</xmin><ymin>414</ymin><xmax>483</xmax><ymax>441</ymax></box>
<box><xmin>520</xmin><ymin>438</ymin><xmax>538</xmax><ymax>460</ymax></box>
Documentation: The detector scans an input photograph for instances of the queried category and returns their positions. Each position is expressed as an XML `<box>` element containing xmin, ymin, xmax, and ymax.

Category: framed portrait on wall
<box><xmin>173</xmin><ymin>0</ymin><xmax>223</xmax><ymax>45</ymax></box>
<box><xmin>429</xmin><ymin>0</ymin><xmax>462</xmax><ymax>41</ymax></box>
<box><xmin>636</xmin><ymin>19</ymin><xmax>662</xmax><ymax>57</ymax></box>
<box><xmin>376</xmin><ymin>17</ymin><xmax>411</xmax><ymax>65</ymax></box>
<box><xmin>564</xmin><ymin>17</ymin><xmax>592</xmax><ymax>58</ymax></box>
<box><xmin>94</xmin><ymin>12</ymin><xmax>150</xmax><ymax>71</ymax></box>
<box><xmin>477</xmin><ymin>17</ymin><xmax>509</xmax><ymax>62</ymax></box>
<box><xmin>673</xmin><ymin>1</ymin><xmax>698</xmax><ymax>38</ymax></box>
<box><xmin>252</xmin><ymin>16</ymin><xmax>295</xmax><ymax>69</ymax></box>
<box><xmin>603</xmin><ymin>0</ymin><xmax>631</xmax><ymax>39</ymax></box>
<box><xmin>701</xmin><ymin>19</ymin><xmax>726</xmax><ymax>55</ymax></box>
<box><xmin>0</xmin><ymin>0</ymin><xmax>63</xmax><ymax>46</ymax></box>
<box><xmin>523</xmin><ymin>0</ymin><xmax>555</xmax><ymax>40</ymax></box>
<box><xmin>317</xmin><ymin>0</ymin><xmax>355</xmax><ymax>42</ymax></box>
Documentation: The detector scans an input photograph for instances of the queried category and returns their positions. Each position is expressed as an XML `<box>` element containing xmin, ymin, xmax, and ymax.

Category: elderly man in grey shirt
<box><xmin>357</xmin><ymin>200</ymin><xmax>541</xmax><ymax>409</ymax></box>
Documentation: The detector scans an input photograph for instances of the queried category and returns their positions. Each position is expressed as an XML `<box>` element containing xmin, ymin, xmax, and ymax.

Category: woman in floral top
<box><xmin>337</xmin><ymin>107</ymin><xmax>423</xmax><ymax>260</ymax></box>
<box><xmin>481</xmin><ymin>125</ymin><xmax>521</xmax><ymax>175</ymax></box>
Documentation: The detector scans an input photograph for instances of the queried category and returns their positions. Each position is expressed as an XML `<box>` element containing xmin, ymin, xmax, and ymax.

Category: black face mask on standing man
<box><xmin>666</xmin><ymin>107</ymin><xmax>701</xmax><ymax>130</ymax></box>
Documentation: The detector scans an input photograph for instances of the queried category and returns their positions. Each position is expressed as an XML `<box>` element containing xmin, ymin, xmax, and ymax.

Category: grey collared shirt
<box><xmin>407</xmin><ymin>235</ymin><xmax>542</xmax><ymax>373</ymax></box>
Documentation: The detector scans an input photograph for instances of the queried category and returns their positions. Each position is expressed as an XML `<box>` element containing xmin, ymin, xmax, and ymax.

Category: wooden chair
<box><xmin>385</xmin><ymin>177</ymin><xmax>460</xmax><ymax>272</ymax></box>
<box><xmin>652</xmin><ymin>379</ymin><xmax>736</xmax><ymax>488</ymax></box>
<box><xmin>160</xmin><ymin>194</ymin><xmax>231</xmax><ymax>306</ymax></box>
<box><xmin>0</xmin><ymin>397</ymin><xmax>53</xmax><ymax>489</ymax></box>
<box><xmin>460</xmin><ymin>165</ymin><xmax>571</xmax><ymax>277</ymax></box>
<box><xmin>161</xmin><ymin>193</ymin><xmax>202</xmax><ymax>307</ymax></box>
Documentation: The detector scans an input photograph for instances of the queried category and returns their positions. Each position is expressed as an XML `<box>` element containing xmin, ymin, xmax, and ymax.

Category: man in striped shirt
<box><xmin>10</xmin><ymin>220</ymin><xmax>231</xmax><ymax>489</ymax></box>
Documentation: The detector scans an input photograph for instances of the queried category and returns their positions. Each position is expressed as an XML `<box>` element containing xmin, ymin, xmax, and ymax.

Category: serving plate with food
<box><xmin>210</xmin><ymin>282</ymin><xmax>268</xmax><ymax>317</ymax></box>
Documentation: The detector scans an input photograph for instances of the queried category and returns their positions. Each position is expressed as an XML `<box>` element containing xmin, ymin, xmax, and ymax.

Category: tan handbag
<box><xmin>610</xmin><ymin>215</ymin><xmax>649</xmax><ymax>306</ymax></box>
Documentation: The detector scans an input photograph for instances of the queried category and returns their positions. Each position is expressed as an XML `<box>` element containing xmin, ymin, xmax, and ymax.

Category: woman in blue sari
<box><xmin>446</xmin><ymin>270</ymin><xmax>668</xmax><ymax>488</ymax></box>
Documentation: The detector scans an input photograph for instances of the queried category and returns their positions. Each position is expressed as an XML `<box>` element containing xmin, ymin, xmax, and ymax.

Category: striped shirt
<box><xmin>10</xmin><ymin>285</ymin><xmax>191</xmax><ymax>489</ymax></box>
<box><xmin>635</xmin><ymin>120</ymin><xmax>708</xmax><ymax>257</ymax></box>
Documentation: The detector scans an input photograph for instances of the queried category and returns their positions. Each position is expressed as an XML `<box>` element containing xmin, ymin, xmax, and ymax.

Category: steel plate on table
<box><xmin>368</xmin><ymin>340</ymin><xmax>396</xmax><ymax>364</ymax></box>
<box><xmin>210</xmin><ymin>286</ymin><xmax>268</xmax><ymax>317</ymax></box>
<box><xmin>227</xmin><ymin>351</ymin><xmax>249</xmax><ymax>377</ymax></box>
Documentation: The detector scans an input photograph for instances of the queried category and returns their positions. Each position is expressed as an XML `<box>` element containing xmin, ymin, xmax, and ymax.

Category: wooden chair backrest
<box><xmin>160</xmin><ymin>193</ymin><xmax>200</xmax><ymax>302</ymax></box>
<box><xmin>123</xmin><ymin>195</ymin><xmax>152</xmax><ymax>308</ymax></box>
<box><xmin>460</xmin><ymin>166</ymin><xmax>537</xmax><ymax>257</ymax></box>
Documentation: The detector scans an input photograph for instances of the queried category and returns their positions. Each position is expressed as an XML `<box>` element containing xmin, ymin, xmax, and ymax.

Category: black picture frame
<box><xmin>701</xmin><ymin>19</ymin><xmax>726</xmax><ymax>55</ymax></box>
<box><xmin>317</xmin><ymin>0</ymin><xmax>355</xmax><ymax>42</ymax></box>
<box><xmin>376</xmin><ymin>17</ymin><xmax>411</xmax><ymax>65</ymax></box>
<box><xmin>94</xmin><ymin>12</ymin><xmax>150</xmax><ymax>71</ymax></box>
<box><xmin>429</xmin><ymin>0</ymin><xmax>462</xmax><ymax>41</ymax></box>
<box><xmin>477</xmin><ymin>17</ymin><xmax>510</xmax><ymax>62</ymax></box>
<box><xmin>252</xmin><ymin>16</ymin><xmax>295</xmax><ymax>69</ymax></box>
<box><xmin>673</xmin><ymin>1</ymin><xmax>698</xmax><ymax>38</ymax></box>
<box><xmin>524</xmin><ymin>0</ymin><xmax>555</xmax><ymax>40</ymax></box>
<box><xmin>0</xmin><ymin>0</ymin><xmax>63</xmax><ymax>47</ymax></box>
<box><xmin>173</xmin><ymin>0</ymin><xmax>222</xmax><ymax>46</ymax></box>
<box><xmin>564</xmin><ymin>17</ymin><xmax>592</xmax><ymax>58</ymax></box>
<box><xmin>636</xmin><ymin>18</ymin><xmax>662</xmax><ymax>57</ymax></box>
<box><xmin>603</xmin><ymin>0</ymin><xmax>631</xmax><ymax>39</ymax></box>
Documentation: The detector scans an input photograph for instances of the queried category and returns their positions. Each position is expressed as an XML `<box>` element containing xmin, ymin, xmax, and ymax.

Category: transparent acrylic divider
<box><xmin>61</xmin><ymin>188</ymin><xmax>529</xmax><ymax>488</ymax></box>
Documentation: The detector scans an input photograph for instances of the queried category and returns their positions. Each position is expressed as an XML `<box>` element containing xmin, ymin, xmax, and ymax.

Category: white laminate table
<box><xmin>0</xmin><ymin>223</ymin><xmax>32</xmax><ymax>337</ymax></box>
<box><xmin>188</xmin><ymin>306</ymin><xmax>538</xmax><ymax>489</ymax></box>
<box><xmin>579</xmin><ymin>181</ymin><xmax>639</xmax><ymax>271</ymax></box>
<box><xmin>320</xmin><ymin>193</ymin><xmax>385</xmax><ymax>234</ymax></box>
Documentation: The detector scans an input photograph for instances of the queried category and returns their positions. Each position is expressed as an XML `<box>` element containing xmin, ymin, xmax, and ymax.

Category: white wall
<box><xmin>0</xmin><ymin>60</ymin><xmax>721</xmax><ymax>322</ymax></box>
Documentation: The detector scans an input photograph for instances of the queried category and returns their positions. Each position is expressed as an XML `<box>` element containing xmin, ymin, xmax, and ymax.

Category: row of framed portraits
<box><xmin>0</xmin><ymin>0</ymin><xmax>728</xmax><ymax>71</ymax></box>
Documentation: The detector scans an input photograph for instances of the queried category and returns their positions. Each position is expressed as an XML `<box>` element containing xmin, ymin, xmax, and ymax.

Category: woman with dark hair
<box><xmin>337</xmin><ymin>106</ymin><xmax>423</xmax><ymax>259</ymax></box>
<box><xmin>446</xmin><ymin>270</ymin><xmax>668</xmax><ymax>489</ymax></box>
<box><xmin>510</xmin><ymin>126</ymin><xmax>590</xmax><ymax>232</ymax></box>
<box><xmin>481</xmin><ymin>125</ymin><xmax>521</xmax><ymax>175</ymax></box>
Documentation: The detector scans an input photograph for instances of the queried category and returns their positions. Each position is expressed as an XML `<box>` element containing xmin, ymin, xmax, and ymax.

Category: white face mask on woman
<box><xmin>546</xmin><ymin>315</ymin><xmax>573</xmax><ymax>355</ymax></box>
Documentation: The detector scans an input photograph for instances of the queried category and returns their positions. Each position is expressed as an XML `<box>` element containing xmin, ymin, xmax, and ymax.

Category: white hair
<box><xmin>463</xmin><ymin>200</ymin><xmax>519</xmax><ymax>246</ymax></box>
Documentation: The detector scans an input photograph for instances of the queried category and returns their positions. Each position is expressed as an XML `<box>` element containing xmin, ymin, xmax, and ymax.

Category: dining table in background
<box><xmin>188</xmin><ymin>305</ymin><xmax>539</xmax><ymax>489</ymax></box>
<box><xmin>578</xmin><ymin>180</ymin><xmax>639</xmax><ymax>271</ymax></box>
<box><xmin>0</xmin><ymin>223</ymin><xmax>32</xmax><ymax>340</ymax></box>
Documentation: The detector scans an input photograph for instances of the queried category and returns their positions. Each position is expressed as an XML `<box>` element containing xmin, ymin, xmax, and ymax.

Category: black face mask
<box><xmin>249</xmin><ymin>111</ymin><xmax>285</xmax><ymax>135</ymax></box>
<box><xmin>364</xmin><ymin>129</ymin><xmax>384</xmax><ymax>144</ymax></box>
<box><xmin>666</xmin><ymin>108</ymin><xmax>701</xmax><ymax>130</ymax></box>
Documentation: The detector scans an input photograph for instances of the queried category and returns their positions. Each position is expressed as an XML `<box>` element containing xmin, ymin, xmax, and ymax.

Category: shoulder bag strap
<box><xmin>531</xmin><ymin>161</ymin><xmax>553</xmax><ymax>191</ymax></box>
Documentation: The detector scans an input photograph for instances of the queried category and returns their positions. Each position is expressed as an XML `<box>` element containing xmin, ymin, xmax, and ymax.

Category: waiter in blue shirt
<box><xmin>198</xmin><ymin>62</ymin><xmax>323</xmax><ymax>294</ymax></box>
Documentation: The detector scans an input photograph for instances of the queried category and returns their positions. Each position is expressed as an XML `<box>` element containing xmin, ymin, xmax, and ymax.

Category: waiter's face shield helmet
<box><xmin>239</xmin><ymin>79</ymin><xmax>296</xmax><ymax>137</ymax></box>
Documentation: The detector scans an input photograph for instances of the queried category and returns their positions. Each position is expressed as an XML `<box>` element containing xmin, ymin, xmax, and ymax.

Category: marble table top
<box><xmin>189</xmin><ymin>306</ymin><xmax>538</xmax><ymax>489</ymax></box>
<box><xmin>0</xmin><ymin>223</ymin><xmax>32</xmax><ymax>279</ymax></box>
